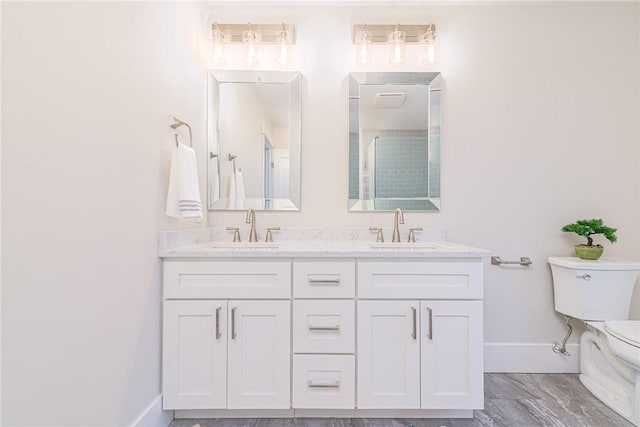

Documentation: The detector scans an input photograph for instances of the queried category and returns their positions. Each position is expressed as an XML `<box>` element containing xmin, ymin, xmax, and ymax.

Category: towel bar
<box><xmin>491</xmin><ymin>256</ymin><xmax>532</xmax><ymax>266</ymax></box>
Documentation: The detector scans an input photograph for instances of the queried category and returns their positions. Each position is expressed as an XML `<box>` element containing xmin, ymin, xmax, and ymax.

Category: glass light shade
<box><xmin>388</xmin><ymin>30</ymin><xmax>406</xmax><ymax>66</ymax></box>
<box><xmin>422</xmin><ymin>29</ymin><xmax>439</xmax><ymax>65</ymax></box>
<box><xmin>242</xmin><ymin>30</ymin><xmax>260</xmax><ymax>66</ymax></box>
<box><xmin>355</xmin><ymin>29</ymin><xmax>372</xmax><ymax>66</ymax></box>
<box><xmin>210</xmin><ymin>29</ymin><xmax>226</xmax><ymax>65</ymax></box>
<box><xmin>275</xmin><ymin>29</ymin><xmax>293</xmax><ymax>66</ymax></box>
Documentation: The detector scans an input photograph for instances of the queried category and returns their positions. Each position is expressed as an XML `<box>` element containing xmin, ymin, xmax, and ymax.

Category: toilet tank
<box><xmin>548</xmin><ymin>257</ymin><xmax>640</xmax><ymax>321</ymax></box>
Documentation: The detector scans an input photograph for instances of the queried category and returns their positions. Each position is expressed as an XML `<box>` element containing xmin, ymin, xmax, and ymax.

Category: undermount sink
<box><xmin>205</xmin><ymin>242</ymin><xmax>279</xmax><ymax>250</ymax></box>
<box><xmin>368</xmin><ymin>242</ymin><xmax>452</xmax><ymax>250</ymax></box>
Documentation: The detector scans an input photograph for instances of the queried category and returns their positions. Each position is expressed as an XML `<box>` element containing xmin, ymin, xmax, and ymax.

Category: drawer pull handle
<box><xmin>308</xmin><ymin>325</ymin><xmax>340</xmax><ymax>331</ymax></box>
<box><xmin>215</xmin><ymin>306</ymin><xmax>222</xmax><ymax>339</ymax></box>
<box><xmin>308</xmin><ymin>277</ymin><xmax>341</xmax><ymax>285</ymax></box>
<box><xmin>411</xmin><ymin>307</ymin><xmax>417</xmax><ymax>340</ymax></box>
<box><xmin>231</xmin><ymin>307</ymin><xmax>237</xmax><ymax>340</ymax></box>
<box><xmin>426</xmin><ymin>307</ymin><xmax>433</xmax><ymax>340</ymax></box>
<box><xmin>308</xmin><ymin>381</ymin><xmax>340</xmax><ymax>389</ymax></box>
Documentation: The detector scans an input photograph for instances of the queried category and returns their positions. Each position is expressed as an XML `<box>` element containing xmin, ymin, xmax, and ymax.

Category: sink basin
<box><xmin>205</xmin><ymin>242</ymin><xmax>279</xmax><ymax>250</ymax></box>
<box><xmin>368</xmin><ymin>242</ymin><xmax>451</xmax><ymax>250</ymax></box>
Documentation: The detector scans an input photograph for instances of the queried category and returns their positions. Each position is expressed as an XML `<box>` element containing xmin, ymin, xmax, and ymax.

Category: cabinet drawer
<box><xmin>293</xmin><ymin>355</ymin><xmax>355</xmax><ymax>409</ymax></box>
<box><xmin>293</xmin><ymin>260</ymin><xmax>355</xmax><ymax>298</ymax></box>
<box><xmin>358</xmin><ymin>260</ymin><xmax>483</xmax><ymax>299</ymax></box>
<box><xmin>163</xmin><ymin>260</ymin><xmax>291</xmax><ymax>299</ymax></box>
<box><xmin>293</xmin><ymin>300</ymin><xmax>355</xmax><ymax>354</ymax></box>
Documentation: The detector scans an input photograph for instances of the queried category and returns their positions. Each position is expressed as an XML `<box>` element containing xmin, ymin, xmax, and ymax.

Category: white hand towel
<box><xmin>210</xmin><ymin>159</ymin><xmax>220</xmax><ymax>202</ymax></box>
<box><xmin>235</xmin><ymin>170</ymin><xmax>246</xmax><ymax>200</ymax></box>
<box><xmin>228</xmin><ymin>171</ymin><xmax>237</xmax><ymax>200</ymax></box>
<box><xmin>166</xmin><ymin>142</ymin><xmax>202</xmax><ymax>219</ymax></box>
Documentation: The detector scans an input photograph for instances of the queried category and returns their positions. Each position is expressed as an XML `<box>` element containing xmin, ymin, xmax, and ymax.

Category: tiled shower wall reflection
<box><xmin>349</xmin><ymin>132</ymin><xmax>359</xmax><ymax>199</ymax></box>
<box><xmin>374</xmin><ymin>134</ymin><xmax>428</xmax><ymax>198</ymax></box>
<box><xmin>429</xmin><ymin>126</ymin><xmax>440</xmax><ymax>198</ymax></box>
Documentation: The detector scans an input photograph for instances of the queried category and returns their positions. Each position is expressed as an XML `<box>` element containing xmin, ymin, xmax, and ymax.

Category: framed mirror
<box><xmin>208</xmin><ymin>70</ymin><xmax>301</xmax><ymax>211</ymax></box>
<box><xmin>348</xmin><ymin>72</ymin><xmax>441</xmax><ymax>212</ymax></box>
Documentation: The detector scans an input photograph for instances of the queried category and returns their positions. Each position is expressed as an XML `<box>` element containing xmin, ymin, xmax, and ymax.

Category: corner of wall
<box><xmin>129</xmin><ymin>396</ymin><xmax>173</xmax><ymax>427</ymax></box>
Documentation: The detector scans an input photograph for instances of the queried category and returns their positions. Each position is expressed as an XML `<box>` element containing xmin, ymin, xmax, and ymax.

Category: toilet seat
<box><xmin>605</xmin><ymin>321</ymin><xmax>640</xmax><ymax>349</ymax></box>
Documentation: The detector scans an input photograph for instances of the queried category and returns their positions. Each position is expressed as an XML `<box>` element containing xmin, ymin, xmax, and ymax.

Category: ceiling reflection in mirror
<box><xmin>208</xmin><ymin>70</ymin><xmax>301</xmax><ymax>211</ymax></box>
<box><xmin>349</xmin><ymin>72</ymin><xmax>441</xmax><ymax>212</ymax></box>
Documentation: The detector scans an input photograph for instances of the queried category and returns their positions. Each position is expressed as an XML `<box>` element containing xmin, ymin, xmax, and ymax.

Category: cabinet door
<box><xmin>421</xmin><ymin>301</ymin><xmax>483</xmax><ymax>409</ymax></box>
<box><xmin>227</xmin><ymin>300</ymin><xmax>291</xmax><ymax>409</ymax></box>
<box><xmin>163</xmin><ymin>300</ymin><xmax>227</xmax><ymax>410</ymax></box>
<box><xmin>357</xmin><ymin>301</ymin><xmax>420</xmax><ymax>409</ymax></box>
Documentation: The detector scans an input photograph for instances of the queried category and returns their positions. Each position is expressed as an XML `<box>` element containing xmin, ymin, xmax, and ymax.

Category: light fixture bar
<box><xmin>212</xmin><ymin>23</ymin><xmax>296</xmax><ymax>44</ymax></box>
<box><xmin>352</xmin><ymin>24</ymin><xmax>435</xmax><ymax>44</ymax></box>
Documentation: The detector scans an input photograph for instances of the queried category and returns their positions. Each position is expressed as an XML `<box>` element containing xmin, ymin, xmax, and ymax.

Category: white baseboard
<box><xmin>175</xmin><ymin>409</ymin><xmax>472</xmax><ymax>419</ymax></box>
<box><xmin>175</xmin><ymin>409</ymin><xmax>294</xmax><ymax>419</ymax></box>
<box><xmin>484</xmin><ymin>343</ymin><xmax>580</xmax><ymax>373</ymax></box>
<box><xmin>130</xmin><ymin>395</ymin><xmax>173</xmax><ymax>427</ymax></box>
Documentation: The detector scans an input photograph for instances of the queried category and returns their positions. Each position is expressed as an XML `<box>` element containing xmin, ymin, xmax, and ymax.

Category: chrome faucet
<box><xmin>245</xmin><ymin>209</ymin><xmax>258</xmax><ymax>242</ymax></box>
<box><xmin>392</xmin><ymin>208</ymin><xmax>405</xmax><ymax>243</ymax></box>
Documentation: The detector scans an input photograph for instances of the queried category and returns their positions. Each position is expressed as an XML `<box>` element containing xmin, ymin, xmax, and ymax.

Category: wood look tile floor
<box><xmin>169</xmin><ymin>374</ymin><xmax>634</xmax><ymax>427</ymax></box>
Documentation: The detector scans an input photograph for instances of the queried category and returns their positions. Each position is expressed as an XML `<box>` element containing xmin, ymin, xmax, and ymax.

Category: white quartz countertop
<box><xmin>159</xmin><ymin>239</ymin><xmax>490</xmax><ymax>259</ymax></box>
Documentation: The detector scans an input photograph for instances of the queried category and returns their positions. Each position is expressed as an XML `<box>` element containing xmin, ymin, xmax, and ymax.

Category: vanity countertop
<box><xmin>158</xmin><ymin>227</ymin><xmax>490</xmax><ymax>258</ymax></box>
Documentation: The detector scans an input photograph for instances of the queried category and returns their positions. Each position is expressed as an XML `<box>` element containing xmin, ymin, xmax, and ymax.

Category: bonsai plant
<box><xmin>561</xmin><ymin>218</ymin><xmax>617</xmax><ymax>260</ymax></box>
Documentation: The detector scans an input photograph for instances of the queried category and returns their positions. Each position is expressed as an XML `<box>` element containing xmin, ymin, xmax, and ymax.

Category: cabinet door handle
<box><xmin>231</xmin><ymin>306</ymin><xmax>237</xmax><ymax>340</ymax></box>
<box><xmin>411</xmin><ymin>307</ymin><xmax>417</xmax><ymax>340</ymax></box>
<box><xmin>215</xmin><ymin>306</ymin><xmax>222</xmax><ymax>339</ymax></box>
<box><xmin>308</xmin><ymin>381</ymin><xmax>340</xmax><ymax>389</ymax></box>
<box><xmin>426</xmin><ymin>307</ymin><xmax>433</xmax><ymax>340</ymax></box>
<box><xmin>308</xmin><ymin>325</ymin><xmax>340</xmax><ymax>331</ymax></box>
<box><xmin>308</xmin><ymin>276</ymin><xmax>341</xmax><ymax>285</ymax></box>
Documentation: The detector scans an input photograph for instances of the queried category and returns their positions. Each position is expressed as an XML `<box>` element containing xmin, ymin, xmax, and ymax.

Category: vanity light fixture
<box><xmin>210</xmin><ymin>23</ymin><xmax>226</xmax><ymax>65</ymax></box>
<box><xmin>275</xmin><ymin>23</ymin><xmax>293</xmax><ymax>66</ymax></box>
<box><xmin>208</xmin><ymin>23</ymin><xmax>296</xmax><ymax>67</ymax></box>
<box><xmin>242</xmin><ymin>23</ymin><xmax>260</xmax><ymax>66</ymax></box>
<box><xmin>422</xmin><ymin>24</ymin><xmax>438</xmax><ymax>65</ymax></box>
<box><xmin>351</xmin><ymin>23</ymin><xmax>438</xmax><ymax>67</ymax></box>
<box><xmin>388</xmin><ymin>24</ymin><xmax>406</xmax><ymax>66</ymax></box>
<box><xmin>354</xmin><ymin>24</ymin><xmax>372</xmax><ymax>66</ymax></box>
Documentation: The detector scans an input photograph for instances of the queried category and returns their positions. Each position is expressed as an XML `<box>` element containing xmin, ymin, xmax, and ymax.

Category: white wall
<box><xmin>2</xmin><ymin>2</ymin><xmax>208</xmax><ymax>426</ymax></box>
<box><xmin>207</xmin><ymin>3</ymin><xmax>640</xmax><ymax>365</ymax></box>
<box><xmin>0</xmin><ymin>2</ymin><xmax>3</xmax><ymax>421</ymax></box>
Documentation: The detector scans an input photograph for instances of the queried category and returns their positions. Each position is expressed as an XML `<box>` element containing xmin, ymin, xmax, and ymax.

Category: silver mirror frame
<box><xmin>208</xmin><ymin>70</ymin><xmax>301</xmax><ymax>211</ymax></box>
<box><xmin>348</xmin><ymin>71</ymin><xmax>441</xmax><ymax>212</ymax></box>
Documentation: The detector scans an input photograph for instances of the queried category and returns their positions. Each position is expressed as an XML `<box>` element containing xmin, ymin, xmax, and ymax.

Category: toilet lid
<box><xmin>604</xmin><ymin>321</ymin><xmax>640</xmax><ymax>348</ymax></box>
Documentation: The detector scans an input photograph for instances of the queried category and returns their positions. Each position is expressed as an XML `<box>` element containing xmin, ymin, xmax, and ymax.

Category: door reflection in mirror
<box><xmin>208</xmin><ymin>71</ymin><xmax>301</xmax><ymax>211</ymax></box>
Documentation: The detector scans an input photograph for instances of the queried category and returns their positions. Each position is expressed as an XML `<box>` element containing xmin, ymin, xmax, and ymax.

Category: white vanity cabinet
<box><xmin>420</xmin><ymin>300</ymin><xmax>483</xmax><ymax>409</ymax></box>
<box><xmin>163</xmin><ymin>300</ymin><xmax>228</xmax><ymax>410</ymax></box>
<box><xmin>162</xmin><ymin>260</ymin><xmax>291</xmax><ymax>411</ymax></box>
<box><xmin>292</xmin><ymin>259</ymin><xmax>356</xmax><ymax>410</ymax></box>
<box><xmin>357</xmin><ymin>260</ymin><xmax>484</xmax><ymax>411</ymax></box>
<box><xmin>161</xmin><ymin>249</ymin><xmax>486</xmax><ymax>419</ymax></box>
<box><xmin>357</xmin><ymin>300</ymin><xmax>421</xmax><ymax>409</ymax></box>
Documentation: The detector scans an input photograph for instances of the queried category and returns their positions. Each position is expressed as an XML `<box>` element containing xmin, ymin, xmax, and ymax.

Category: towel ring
<box><xmin>169</xmin><ymin>115</ymin><xmax>193</xmax><ymax>147</ymax></box>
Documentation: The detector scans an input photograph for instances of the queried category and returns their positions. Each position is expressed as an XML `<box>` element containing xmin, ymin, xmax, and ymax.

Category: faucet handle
<box><xmin>369</xmin><ymin>227</ymin><xmax>385</xmax><ymax>243</ymax></box>
<box><xmin>408</xmin><ymin>227</ymin><xmax>423</xmax><ymax>243</ymax></box>
<box><xmin>265</xmin><ymin>227</ymin><xmax>280</xmax><ymax>243</ymax></box>
<box><xmin>226</xmin><ymin>227</ymin><xmax>241</xmax><ymax>242</ymax></box>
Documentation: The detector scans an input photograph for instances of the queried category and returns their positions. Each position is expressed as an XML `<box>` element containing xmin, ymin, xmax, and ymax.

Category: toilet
<box><xmin>549</xmin><ymin>257</ymin><xmax>640</xmax><ymax>426</ymax></box>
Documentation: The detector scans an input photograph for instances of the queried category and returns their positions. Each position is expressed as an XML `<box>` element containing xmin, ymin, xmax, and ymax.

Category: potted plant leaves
<box><xmin>561</xmin><ymin>218</ymin><xmax>617</xmax><ymax>260</ymax></box>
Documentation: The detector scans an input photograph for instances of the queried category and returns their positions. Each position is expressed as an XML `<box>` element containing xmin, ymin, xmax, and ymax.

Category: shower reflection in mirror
<box><xmin>349</xmin><ymin>72</ymin><xmax>441</xmax><ymax>212</ymax></box>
